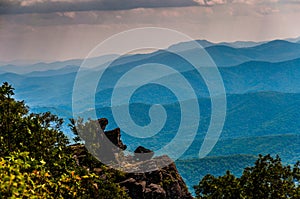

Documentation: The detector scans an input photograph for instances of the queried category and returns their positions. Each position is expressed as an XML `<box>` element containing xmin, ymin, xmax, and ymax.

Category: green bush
<box><xmin>0</xmin><ymin>82</ymin><xmax>130</xmax><ymax>199</ymax></box>
<box><xmin>194</xmin><ymin>154</ymin><xmax>300</xmax><ymax>199</ymax></box>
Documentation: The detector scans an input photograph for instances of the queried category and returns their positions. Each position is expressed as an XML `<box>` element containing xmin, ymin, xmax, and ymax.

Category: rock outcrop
<box><xmin>104</xmin><ymin>127</ymin><xmax>127</xmax><ymax>150</ymax></box>
<box><xmin>70</xmin><ymin>118</ymin><xmax>193</xmax><ymax>199</ymax></box>
<box><xmin>120</xmin><ymin>155</ymin><xmax>193</xmax><ymax>199</ymax></box>
<box><xmin>134</xmin><ymin>146</ymin><xmax>154</xmax><ymax>161</ymax></box>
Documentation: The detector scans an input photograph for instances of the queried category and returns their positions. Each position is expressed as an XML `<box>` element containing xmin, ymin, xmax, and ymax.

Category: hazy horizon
<box><xmin>1</xmin><ymin>0</ymin><xmax>300</xmax><ymax>62</ymax></box>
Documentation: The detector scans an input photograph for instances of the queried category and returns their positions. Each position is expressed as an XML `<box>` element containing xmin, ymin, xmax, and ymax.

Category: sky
<box><xmin>1</xmin><ymin>0</ymin><xmax>300</xmax><ymax>62</ymax></box>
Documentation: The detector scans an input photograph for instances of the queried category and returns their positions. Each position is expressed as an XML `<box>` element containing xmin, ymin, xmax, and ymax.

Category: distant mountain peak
<box><xmin>255</xmin><ymin>39</ymin><xmax>299</xmax><ymax>48</ymax></box>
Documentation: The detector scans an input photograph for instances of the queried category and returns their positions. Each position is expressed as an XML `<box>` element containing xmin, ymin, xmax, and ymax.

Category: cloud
<box><xmin>231</xmin><ymin>0</ymin><xmax>279</xmax><ymax>4</ymax></box>
<box><xmin>257</xmin><ymin>6</ymin><xmax>279</xmax><ymax>15</ymax></box>
<box><xmin>0</xmin><ymin>0</ymin><xmax>200</xmax><ymax>15</ymax></box>
<box><xmin>0</xmin><ymin>0</ymin><xmax>287</xmax><ymax>15</ymax></box>
<box><xmin>193</xmin><ymin>0</ymin><xmax>227</xmax><ymax>6</ymax></box>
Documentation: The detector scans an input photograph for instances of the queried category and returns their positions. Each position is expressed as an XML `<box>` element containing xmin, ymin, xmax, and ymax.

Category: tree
<box><xmin>0</xmin><ymin>82</ymin><xmax>130</xmax><ymax>198</ymax></box>
<box><xmin>0</xmin><ymin>82</ymin><xmax>69</xmax><ymax>162</ymax></box>
<box><xmin>240</xmin><ymin>154</ymin><xmax>299</xmax><ymax>198</ymax></box>
<box><xmin>195</xmin><ymin>171</ymin><xmax>241</xmax><ymax>199</ymax></box>
<box><xmin>0</xmin><ymin>82</ymin><xmax>28</xmax><ymax>153</ymax></box>
<box><xmin>194</xmin><ymin>154</ymin><xmax>300</xmax><ymax>199</ymax></box>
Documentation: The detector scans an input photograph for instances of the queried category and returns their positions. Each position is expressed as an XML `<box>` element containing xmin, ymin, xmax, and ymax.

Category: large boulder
<box><xmin>134</xmin><ymin>146</ymin><xmax>154</xmax><ymax>161</ymax></box>
<box><xmin>98</xmin><ymin>118</ymin><xmax>108</xmax><ymax>130</ymax></box>
<box><xmin>104</xmin><ymin>127</ymin><xmax>127</xmax><ymax>150</ymax></box>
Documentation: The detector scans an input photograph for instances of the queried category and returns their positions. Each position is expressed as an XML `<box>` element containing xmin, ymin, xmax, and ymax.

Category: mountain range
<box><xmin>1</xmin><ymin>38</ymin><xmax>300</xmax><ymax>193</ymax></box>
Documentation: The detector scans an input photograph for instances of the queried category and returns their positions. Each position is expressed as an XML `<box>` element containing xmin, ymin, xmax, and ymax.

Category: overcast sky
<box><xmin>1</xmin><ymin>0</ymin><xmax>300</xmax><ymax>62</ymax></box>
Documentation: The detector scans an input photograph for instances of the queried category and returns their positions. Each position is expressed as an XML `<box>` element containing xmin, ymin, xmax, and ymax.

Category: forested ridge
<box><xmin>1</xmin><ymin>82</ymin><xmax>300</xmax><ymax>199</ymax></box>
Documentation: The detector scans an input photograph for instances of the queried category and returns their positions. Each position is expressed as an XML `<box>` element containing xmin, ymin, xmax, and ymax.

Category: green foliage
<box><xmin>176</xmin><ymin>154</ymin><xmax>257</xmax><ymax>194</ymax></box>
<box><xmin>69</xmin><ymin>118</ymin><xmax>124</xmax><ymax>165</ymax></box>
<box><xmin>0</xmin><ymin>82</ymin><xmax>28</xmax><ymax>153</ymax></box>
<box><xmin>194</xmin><ymin>154</ymin><xmax>300</xmax><ymax>199</ymax></box>
<box><xmin>0</xmin><ymin>82</ymin><xmax>130</xmax><ymax>198</ymax></box>
<box><xmin>0</xmin><ymin>151</ymin><xmax>129</xmax><ymax>198</ymax></box>
<box><xmin>69</xmin><ymin>117</ymin><xmax>101</xmax><ymax>146</ymax></box>
<box><xmin>239</xmin><ymin>155</ymin><xmax>300</xmax><ymax>199</ymax></box>
<box><xmin>0</xmin><ymin>82</ymin><xmax>69</xmax><ymax>164</ymax></box>
<box><xmin>69</xmin><ymin>118</ymin><xmax>82</xmax><ymax>143</ymax></box>
<box><xmin>195</xmin><ymin>171</ymin><xmax>241</xmax><ymax>199</ymax></box>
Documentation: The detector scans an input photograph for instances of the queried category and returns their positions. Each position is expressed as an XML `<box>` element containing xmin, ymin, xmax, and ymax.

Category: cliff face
<box><xmin>120</xmin><ymin>155</ymin><xmax>193</xmax><ymax>199</ymax></box>
<box><xmin>71</xmin><ymin>118</ymin><xmax>193</xmax><ymax>199</ymax></box>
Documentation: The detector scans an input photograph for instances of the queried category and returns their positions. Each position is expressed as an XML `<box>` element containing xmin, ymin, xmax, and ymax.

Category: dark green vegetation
<box><xmin>0</xmin><ymin>82</ymin><xmax>130</xmax><ymax>198</ymax></box>
<box><xmin>194</xmin><ymin>154</ymin><xmax>300</xmax><ymax>199</ymax></box>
